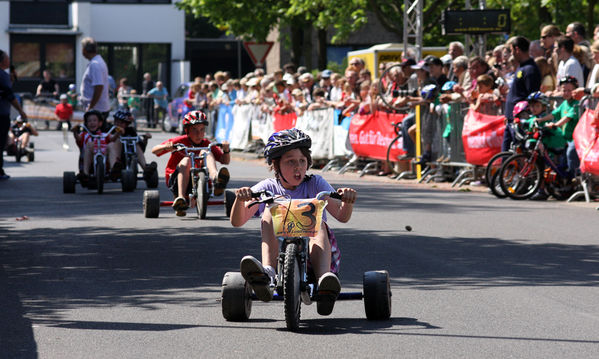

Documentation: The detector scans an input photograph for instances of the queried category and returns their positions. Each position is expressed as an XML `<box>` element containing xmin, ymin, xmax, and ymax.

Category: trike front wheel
<box><xmin>283</xmin><ymin>243</ymin><xmax>301</xmax><ymax>331</ymax></box>
<box><xmin>221</xmin><ymin>272</ymin><xmax>252</xmax><ymax>321</ymax></box>
<box><xmin>195</xmin><ymin>172</ymin><xmax>208</xmax><ymax>219</ymax></box>
<box><xmin>363</xmin><ymin>270</ymin><xmax>392</xmax><ymax>320</ymax></box>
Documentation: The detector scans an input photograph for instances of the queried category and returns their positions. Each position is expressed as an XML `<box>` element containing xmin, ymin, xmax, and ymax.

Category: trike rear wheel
<box><xmin>363</xmin><ymin>270</ymin><xmax>392</xmax><ymax>320</ymax></box>
<box><xmin>143</xmin><ymin>190</ymin><xmax>160</xmax><ymax>218</ymax></box>
<box><xmin>283</xmin><ymin>243</ymin><xmax>301</xmax><ymax>331</ymax></box>
<box><xmin>221</xmin><ymin>272</ymin><xmax>252</xmax><ymax>321</ymax></box>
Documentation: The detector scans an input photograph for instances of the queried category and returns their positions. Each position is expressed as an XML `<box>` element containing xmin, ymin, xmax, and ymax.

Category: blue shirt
<box><xmin>505</xmin><ymin>57</ymin><xmax>541</xmax><ymax>121</ymax></box>
<box><xmin>0</xmin><ymin>68</ymin><xmax>15</xmax><ymax>116</ymax></box>
<box><xmin>148</xmin><ymin>87</ymin><xmax>169</xmax><ymax>109</ymax></box>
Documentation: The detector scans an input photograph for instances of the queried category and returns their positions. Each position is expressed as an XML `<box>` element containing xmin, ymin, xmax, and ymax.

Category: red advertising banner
<box><xmin>462</xmin><ymin>109</ymin><xmax>505</xmax><ymax>166</ymax></box>
<box><xmin>348</xmin><ymin>111</ymin><xmax>407</xmax><ymax>161</ymax></box>
<box><xmin>273</xmin><ymin>112</ymin><xmax>297</xmax><ymax>132</ymax></box>
<box><xmin>573</xmin><ymin>108</ymin><xmax>599</xmax><ymax>175</ymax></box>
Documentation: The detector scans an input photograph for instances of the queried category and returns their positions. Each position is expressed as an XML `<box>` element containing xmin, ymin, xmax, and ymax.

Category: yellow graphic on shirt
<box><xmin>517</xmin><ymin>70</ymin><xmax>523</xmax><ymax>79</ymax></box>
<box><xmin>270</xmin><ymin>199</ymin><xmax>327</xmax><ymax>237</ymax></box>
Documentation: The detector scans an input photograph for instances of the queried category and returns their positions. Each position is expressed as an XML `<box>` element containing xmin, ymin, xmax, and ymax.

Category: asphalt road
<box><xmin>1</xmin><ymin>130</ymin><xmax>599</xmax><ymax>358</ymax></box>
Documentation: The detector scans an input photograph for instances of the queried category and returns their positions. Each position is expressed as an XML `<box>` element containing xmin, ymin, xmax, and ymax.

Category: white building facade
<box><xmin>1</xmin><ymin>0</ymin><xmax>187</xmax><ymax>94</ymax></box>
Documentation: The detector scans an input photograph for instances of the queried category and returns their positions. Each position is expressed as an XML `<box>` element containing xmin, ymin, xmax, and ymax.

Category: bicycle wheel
<box><xmin>498</xmin><ymin>153</ymin><xmax>542</xmax><ymax>200</ymax></box>
<box><xmin>195</xmin><ymin>171</ymin><xmax>208</xmax><ymax>219</ymax></box>
<box><xmin>96</xmin><ymin>161</ymin><xmax>105</xmax><ymax>194</ymax></box>
<box><xmin>283</xmin><ymin>243</ymin><xmax>301</xmax><ymax>331</ymax></box>
<box><xmin>546</xmin><ymin>173</ymin><xmax>578</xmax><ymax>200</ymax></box>
<box><xmin>485</xmin><ymin>151</ymin><xmax>512</xmax><ymax>199</ymax></box>
<box><xmin>385</xmin><ymin>135</ymin><xmax>402</xmax><ymax>175</ymax></box>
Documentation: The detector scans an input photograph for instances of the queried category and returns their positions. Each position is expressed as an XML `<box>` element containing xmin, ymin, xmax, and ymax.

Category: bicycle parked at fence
<box><xmin>498</xmin><ymin>119</ymin><xmax>579</xmax><ymax>200</ymax></box>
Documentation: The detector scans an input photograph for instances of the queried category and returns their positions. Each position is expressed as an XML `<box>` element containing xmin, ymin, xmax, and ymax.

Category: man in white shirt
<box><xmin>555</xmin><ymin>36</ymin><xmax>585</xmax><ymax>88</ymax></box>
<box><xmin>80</xmin><ymin>37</ymin><xmax>110</xmax><ymax>120</ymax></box>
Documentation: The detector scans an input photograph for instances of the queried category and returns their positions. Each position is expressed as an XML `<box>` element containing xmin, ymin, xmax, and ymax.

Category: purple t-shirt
<box><xmin>250</xmin><ymin>174</ymin><xmax>335</xmax><ymax>220</ymax></box>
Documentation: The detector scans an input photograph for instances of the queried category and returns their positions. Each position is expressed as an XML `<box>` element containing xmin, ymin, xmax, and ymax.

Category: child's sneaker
<box><xmin>172</xmin><ymin>196</ymin><xmax>188</xmax><ymax>217</ymax></box>
<box><xmin>240</xmin><ymin>255</ymin><xmax>274</xmax><ymax>302</ymax></box>
<box><xmin>213</xmin><ymin>167</ymin><xmax>230</xmax><ymax>196</ymax></box>
<box><xmin>316</xmin><ymin>272</ymin><xmax>341</xmax><ymax>316</ymax></box>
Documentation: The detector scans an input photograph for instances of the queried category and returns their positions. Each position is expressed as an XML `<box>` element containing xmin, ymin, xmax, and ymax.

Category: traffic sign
<box><xmin>243</xmin><ymin>42</ymin><xmax>274</xmax><ymax>67</ymax></box>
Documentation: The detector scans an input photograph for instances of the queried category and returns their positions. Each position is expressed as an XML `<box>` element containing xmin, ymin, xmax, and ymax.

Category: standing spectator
<box><xmin>117</xmin><ymin>77</ymin><xmax>131</xmax><ymax>110</ymax></box>
<box><xmin>586</xmin><ymin>41</ymin><xmax>599</xmax><ymax>89</ymax></box>
<box><xmin>555</xmin><ymin>36</ymin><xmax>584</xmax><ymax>90</ymax></box>
<box><xmin>540</xmin><ymin>25</ymin><xmax>561</xmax><ymax>71</ymax></box>
<box><xmin>0</xmin><ymin>49</ymin><xmax>29</xmax><ymax>179</ymax></box>
<box><xmin>529</xmin><ymin>40</ymin><xmax>545</xmax><ymax>59</ymax></box>
<box><xmin>447</xmin><ymin>41</ymin><xmax>465</xmax><ymax>79</ymax></box>
<box><xmin>80</xmin><ymin>37</ymin><xmax>110</xmax><ymax>120</ymax></box>
<box><xmin>503</xmin><ymin>36</ymin><xmax>541</xmax><ymax>152</ymax></box>
<box><xmin>319</xmin><ymin>70</ymin><xmax>333</xmax><ymax>99</ymax></box>
<box><xmin>147</xmin><ymin>81</ymin><xmax>168</xmax><ymax>129</ymax></box>
<box><xmin>127</xmin><ymin>89</ymin><xmax>141</xmax><ymax>127</ymax></box>
<box><xmin>142</xmin><ymin>72</ymin><xmax>154</xmax><ymax>128</ymax></box>
<box><xmin>299</xmin><ymin>73</ymin><xmax>315</xmax><ymax>103</ymax></box>
<box><xmin>535</xmin><ymin>57</ymin><xmax>557</xmax><ymax>93</ymax></box>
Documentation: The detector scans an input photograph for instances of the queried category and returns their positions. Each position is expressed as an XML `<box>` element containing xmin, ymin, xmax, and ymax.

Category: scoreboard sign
<box><xmin>442</xmin><ymin>9</ymin><xmax>510</xmax><ymax>35</ymax></box>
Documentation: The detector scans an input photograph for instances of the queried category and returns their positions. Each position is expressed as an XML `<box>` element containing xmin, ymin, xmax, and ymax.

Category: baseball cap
<box><xmin>424</xmin><ymin>55</ymin><xmax>443</xmax><ymax>67</ymax></box>
<box><xmin>60</xmin><ymin>94</ymin><xmax>68</xmax><ymax>100</ymax></box>
<box><xmin>400</xmin><ymin>58</ymin><xmax>416</xmax><ymax>67</ymax></box>
<box><xmin>321</xmin><ymin>69</ymin><xmax>332</xmax><ymax>78</ymax></box>
<box><xmin>411</xmin><ymin>60</ymin><xmax>430</xmax><ymax>72</ymax></box>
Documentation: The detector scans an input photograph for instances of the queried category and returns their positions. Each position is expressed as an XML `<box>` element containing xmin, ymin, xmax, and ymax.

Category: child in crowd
<box><xmin>536</xmin><ymin>76</ymin><xmax>581</xmax><ymax>176</ymax></box>
<box><xmin>107</xmin><ymin>110</ymin><xmax>157</xmax><ymax>180</ymax></box>
<box><xmin>230</xmin><ymin>128</ymin><xmax>357</xmax><ymax>315</ymax></box>
<box><xmin>67</xmin><ymin>83</ymin><xmax>78</xmax><ymax>108</ymax></box>
<box><xmin>127</xmin><ymin>89</ymin><xmax>141</xmax><ymax>127</ymax></box>
<box><xmin>471</xmin><ymin>74</ymin><xmax>501</xmax><ymax>115</ymax></box>
<box><xmin>72</xmin><ymin>110</ymin><xmax>121</xmax><ymax>184</ymax></box>
<box><xmin>151</xmin><ymin>111</ymin><xmax>230</xmax><ymax>217</ymax></box>
<box><xmin>525</xmin><ymin>91</ymin><xmax>567</xmax><ymax>200</ymax></box>
<box><xmin>55</xmin><ymin>94</ymin><xmax>73</xmax><ymax>130</ymax></box>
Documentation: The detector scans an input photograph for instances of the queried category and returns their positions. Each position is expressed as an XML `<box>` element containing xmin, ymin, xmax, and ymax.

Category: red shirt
<box><xmin>157</xmin><ymin>135</ymin><xmax>224</xmax><ymax>184</ymax></box>
<box><xmin>55</xmin><ymin>103</ymin><xmax>73</xmax><ymax>120</ymax></box>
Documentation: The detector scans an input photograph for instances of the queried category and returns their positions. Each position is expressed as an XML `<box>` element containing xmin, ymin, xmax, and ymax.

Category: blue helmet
<box><xmin>527</xmin><ymin>91</ymin><xmax>550</xmax><ymax>107</ymax></box>
<box><xmin>421</xmin><ymin>84</ymin><xmax>437</xmax><ymax>100</ymax></box>
<box><xmin>263</xmin><ymin>128</ymin><xmax>311</xmax><ymax>165</ymax></box>
<box><xmin>441</xmin><ymin>81</ymin><xmax>457</xmax><ymax>92</ymax></box>
<box><xmin>113</xmin><ymin>109</ymin><xmax>132</xmax><ymax>123</ymax></box>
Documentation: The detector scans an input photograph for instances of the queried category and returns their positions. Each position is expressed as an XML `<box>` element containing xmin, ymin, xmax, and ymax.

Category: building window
<box><xmin>90</xmin><ymin>0</ymin><xmax>171</xmax><ymax>3</ymax></box>
<box><xmin>10</xmin><ymin>1</ymin><xmax>70</xmax><ymax>26</ymax></box>
<box><xmin>10</xmin><ymin>35</ymin><xmax>76</xmax><ymax>93</ymax></box>
<box><xmin>98</xmin><ymin>43</ymin><xmax>170</xmax><ymax>93</ymax></box>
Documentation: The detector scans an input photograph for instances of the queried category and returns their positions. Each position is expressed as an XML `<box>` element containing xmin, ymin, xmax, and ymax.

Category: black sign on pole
<box><xmin>442</xmin><ymin>9</ymin><xmax>511</xmax><ymax>35</ymax></box>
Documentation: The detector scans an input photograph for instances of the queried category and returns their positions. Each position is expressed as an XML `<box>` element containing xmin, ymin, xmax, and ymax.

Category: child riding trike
<box><xmin>143</xmin><ymin>141</ymin><xmax>233</xmax><ymax>218</ymax></box>
<box><xmin>222</xmin><ymin>128</ymin><xmax>391</xmax><ymax>331</ymax></box>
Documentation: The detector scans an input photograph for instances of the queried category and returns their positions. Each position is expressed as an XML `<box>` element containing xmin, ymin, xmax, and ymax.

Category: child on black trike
<box><xmin>230</xmin><ymin>128</ymin><xmax>357</xmax><ymax>316</ymax></box>
<box><xmin>151</xmin><ymin>110</ymin><xmax>230</xmax><ymax>216</ymax></box>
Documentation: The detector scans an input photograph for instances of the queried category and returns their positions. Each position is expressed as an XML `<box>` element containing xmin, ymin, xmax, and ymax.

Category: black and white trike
<box><xmin>220</xmin><ymin>190</ymin><xmax>392</xmax><ymax>331</ymax></box>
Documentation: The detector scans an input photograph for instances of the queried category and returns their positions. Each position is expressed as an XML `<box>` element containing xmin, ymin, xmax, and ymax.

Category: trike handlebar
<box><xmin>247</xmin><ymin>190</ymin><xmax>341</xmax><ymax>208</ymax></box>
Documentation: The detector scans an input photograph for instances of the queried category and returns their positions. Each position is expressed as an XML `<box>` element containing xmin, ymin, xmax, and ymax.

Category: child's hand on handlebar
<box><xmin>235</xmin><ymin>187</ymin><xmax>254</xmax><ymax>202</ymax></box>
<box><xmin>336</xmin><ymin>188</ymin><xmax>357</xmax><ymax>204</ymax></box>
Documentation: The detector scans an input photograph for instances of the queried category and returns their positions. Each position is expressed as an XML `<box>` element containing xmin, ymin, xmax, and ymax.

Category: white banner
<box><xmin>295</xmin><ymin>108</ymin><xmax>334</xmax><ymax>160</ymax></box>
<box><xmin>251</xmin><ymin>108</ymin><xmax>273</xmax><ymax>144</ymax></box>
<box><xmin>230</xmin><ymin>104</ymin><xmax>253</xmax><ymax>150</ymax></box>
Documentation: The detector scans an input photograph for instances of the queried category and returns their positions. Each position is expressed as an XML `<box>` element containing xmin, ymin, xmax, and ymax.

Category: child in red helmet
<box><xmin>151</xmin><ymin>111</ymin><xmax>230</xmax><ymax>216</ymax></box>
